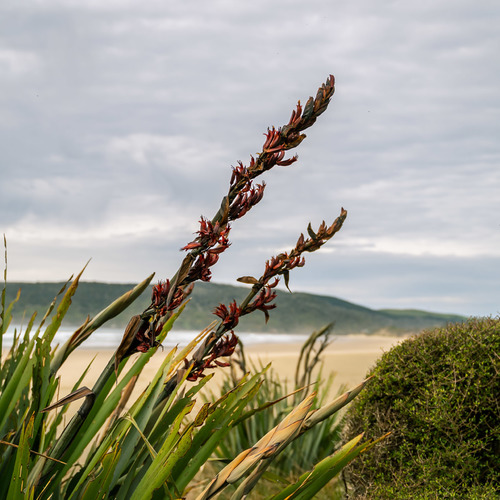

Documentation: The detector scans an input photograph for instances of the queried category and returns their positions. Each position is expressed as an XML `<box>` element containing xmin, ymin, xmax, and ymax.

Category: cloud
<box><xmin>0</xmin><ymin>49</ymin><xmax>42</xmax><ymax>76</ymax></box>
<box><xmin>272</xmin><ymin>249</ymin><xmax>500</xmax><ymax>317</ymax></box>
<box><xmin>103</xmin><ymin>133</ymin><xmax>227</xmax><ymax>177</ymax></box>
<box><xmin>0</xmin><ymin>0</ymin><xmax>499</xmax><ymax>317</ymax></box>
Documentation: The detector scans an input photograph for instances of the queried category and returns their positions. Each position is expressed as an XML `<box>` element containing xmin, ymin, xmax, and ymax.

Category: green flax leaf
<box><xmin>6</xmin><ymin>414</ymin><xmax>35</xmax><ymax>500</ymax></box>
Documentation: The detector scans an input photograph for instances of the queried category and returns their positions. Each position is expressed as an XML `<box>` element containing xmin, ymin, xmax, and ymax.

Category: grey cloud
<box><xmin>1</xmin><ymin>0</ymin><xmax>499</xmax><ymax>317</ymax></box>
<box><xmin>269</xmin><ymin>250</ymin><xmax>500</xmax><ymax>317</ymax></box>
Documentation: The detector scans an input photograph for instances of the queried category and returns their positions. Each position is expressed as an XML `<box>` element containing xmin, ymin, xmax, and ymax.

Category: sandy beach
<box><xmin>50</xmin><ymin>334</ymin><xmax>406</xmax><ymax>422</ymax></box>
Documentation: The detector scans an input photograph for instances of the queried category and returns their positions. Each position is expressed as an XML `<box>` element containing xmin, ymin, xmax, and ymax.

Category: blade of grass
<box><xmin>302</xmin><ymin>376</ymin><xmax>373</xmax><ymax>431</ymax></box>
<box><xmin>0</xmin><ymin>343</ymin><xmax>35</xmax><ymax>436</ymax></box>
<box><xmin>277</xmin><ymin>433</ymin><xmax>390</xmax><ymax>500</ymax></box>
<box><xmin>51</xmin><ymin>273</ymin><xmax>155</xmax><ymax>373</ymax></box>
<box><xmin>1</xmin><ymin>288</ymin><xmax>20</xmax><ymax>346</ymax></box>
<box><xmin>40</xmin><ymin>264</ymin><xmax>88</xmax><ymax>346</ymax></box>
<box><xmin>6</xmin><ymin>414</ymin><xmax>35</xmax><ymax>500</ymax></box>
<box><xmin>131</xmin><ymin>400</ymin><xmax>196</xmax><ymax>500</ymax></box>
<box><xmin>0</xmin><ymin>311</ymin><xmax>36</xmax><ymax>392</ymax></box>
<box><xmin>78</xmin><ymin>443</ymin><xmax>121</xmax><ymax>500</ymax></box>
<box><xmin>1</xmin><ymin>234</ymin><xmax>9</xmax><ymax>353</ymax></box>
<box><xmin>266</xmin><ymin>434</ymin><xmax>365</xmax><ymax>500</ymax></box>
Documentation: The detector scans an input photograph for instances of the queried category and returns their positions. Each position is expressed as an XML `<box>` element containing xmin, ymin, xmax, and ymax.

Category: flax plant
<box><xmin>0</xmin><ymin>75</ymin><xmax>383</xmax><ymax>499</ymax></box>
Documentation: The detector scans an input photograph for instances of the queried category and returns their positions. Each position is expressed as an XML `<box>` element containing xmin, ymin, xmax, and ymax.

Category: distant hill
<box><xmin>3</xmin><ymin>281</ymin><xmax>466</xmax><ymax>336</ymax></box>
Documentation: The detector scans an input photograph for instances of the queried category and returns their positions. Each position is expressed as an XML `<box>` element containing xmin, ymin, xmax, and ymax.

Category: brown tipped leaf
<box><xmin>237</xmin><ymin>276</ymin><xmax>260</xmax><ymax>285</ymax></box>
<box><xmin>197</xmin><ymin>393</ymin><xmax>316</xmax><ymax>500</ymax></box>
<box><xmin>41</xmin><ymin>386</ymin><xmax>94</xmax><ymax>413</ymax></box>
<box><xmin>303</xmin><ymin>376</ymin><xmax>374</xmax><ymax>430</ymax></box>
<box><xmin>114</xmin><ymin>315</ymin><xmax>145</xmax><ymax>375</ymax></box>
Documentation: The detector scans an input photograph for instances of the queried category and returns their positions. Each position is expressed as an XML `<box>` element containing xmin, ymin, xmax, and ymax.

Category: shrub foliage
<box><xmin>342</xmin><ymin>316</ymin><xmax>500</xmax><ymax>499</ymax></box>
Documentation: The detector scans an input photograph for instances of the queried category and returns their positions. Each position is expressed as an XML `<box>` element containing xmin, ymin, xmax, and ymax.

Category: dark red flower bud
<box><xmin>276</xmin><ymin>153</ymin><xmax>298</xmax><ymax>167</ymax></box>
<box><xmin>152</xmin><ymin>280</ymin><xmax>170</xmax><ymax>307</ymax></box>
<box><xmin>214</xmin><ymin>301</ymin><xmax>241</xmax><ymax>329</ymax></box>
<box><xmin>181</xmin><ymin>241</ymin><xmax>202</xmax><ymax>251</ymax></box>
<box><xmin>263</xmin><ymin>127</ymin><xmax>283</xmax><ymax>153</ymax></box>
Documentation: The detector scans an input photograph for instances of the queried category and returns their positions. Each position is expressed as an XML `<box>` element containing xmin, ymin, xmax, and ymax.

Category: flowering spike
<box><xmin>115</xmin><ymin>75</ymin><xmax>339</xmax><ymax>378</ymax></box>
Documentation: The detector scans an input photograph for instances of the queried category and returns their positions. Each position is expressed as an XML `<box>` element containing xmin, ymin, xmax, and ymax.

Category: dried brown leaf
<box><xmin>41</xmin><ymin>386</ymin><xmax>94</xmax><ymax>413</ymax></box>
<box><xmin>236</xmin><ymin>276</ymin><xmax>259</xmax><ymax>285</ymax></box>
<box><xmin>114</xmin><ymin>315</ymin><xmax>144</xmax><ymax>375</ymax></box>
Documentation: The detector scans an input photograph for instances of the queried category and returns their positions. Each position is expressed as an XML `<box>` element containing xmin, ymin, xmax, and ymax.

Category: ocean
<box><xmin>3</xmin><ymin>325</ymin><xmax>311</xmax><ymax>349</ymax></box>
<box><xmin>3</xmin><ymin>324</ymin><xmax>407</xmax><ymax>354</ymax></box>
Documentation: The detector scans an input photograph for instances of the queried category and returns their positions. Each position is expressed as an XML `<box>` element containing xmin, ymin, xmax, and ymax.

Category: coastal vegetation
<box><xmin>2</xmin><ymin>72</ymin><xmax>494</xmax><ymax>499</ymax></box>
<box><xmin>0</xmin><ymin>75</ymin><xmax>380</xmax><ymax>499</ymax></box>
<box><xmin>342</xmin><ymin>316</ymin><xmax>500</xmax><ymax>499</ymax></box>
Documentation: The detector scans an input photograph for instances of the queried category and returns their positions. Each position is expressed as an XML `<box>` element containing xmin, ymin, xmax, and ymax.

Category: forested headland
<box><xmin>5</xmin><ymin>281</ymin><xmax>465</xmax><ymax>335</ymax></box>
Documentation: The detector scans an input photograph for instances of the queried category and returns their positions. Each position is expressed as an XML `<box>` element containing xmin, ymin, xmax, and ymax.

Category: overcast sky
<box><xmin>1</xmin><ymin>0</ymin><xmax>499</xmax><ymax>317</ymax></box>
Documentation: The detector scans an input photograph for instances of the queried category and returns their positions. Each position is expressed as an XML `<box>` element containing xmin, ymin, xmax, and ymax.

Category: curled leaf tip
<box><xmin>237</xmin><ymin>276</ymin><xmax>259</xmax><ymax>285</ymax></box>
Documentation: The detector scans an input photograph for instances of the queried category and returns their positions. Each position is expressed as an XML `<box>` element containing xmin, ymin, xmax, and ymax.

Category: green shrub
<box><xmin>342</xmin><ymin>316</ymin><xmax>500</xmax><ymax>499</ymax></box>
